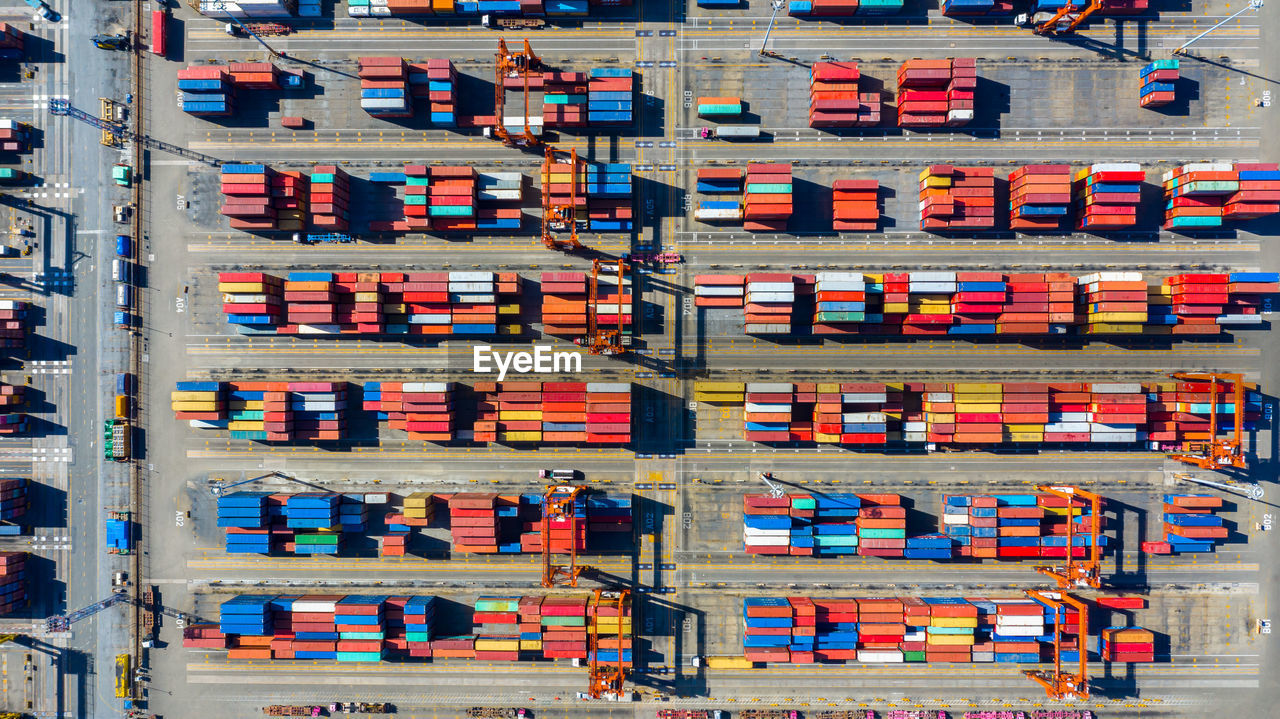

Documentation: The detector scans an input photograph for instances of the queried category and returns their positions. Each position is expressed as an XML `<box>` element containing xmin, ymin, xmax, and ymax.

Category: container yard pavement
<box><xmin>115</xmin><ymin>0</ymin><xmax>1280</xmax><ymax>716</ymax></box>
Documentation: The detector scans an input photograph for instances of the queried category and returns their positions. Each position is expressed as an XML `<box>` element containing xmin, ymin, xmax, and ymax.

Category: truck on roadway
<box><xmin>481</xmin><ymin>15</ymin><xmax>545</xmax><ymax>29</ymax></box>
<box><xmin>699</xmin><ymin>125</ymin><xmax>761</xmax><ymax>141</ymax></box>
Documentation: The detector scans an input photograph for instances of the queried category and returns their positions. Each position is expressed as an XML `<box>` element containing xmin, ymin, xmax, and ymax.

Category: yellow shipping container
<box><xmin>817</xmin><ymin>382</ymin><xmax>840</xmax><ymax>392</ymax></box>
<box><xmin>217</xmin><ymin>282</ymin><xmax>267</xmax><ymax>293</ymax></box>
<box><xmin>813</xmin><ymin>431</ymin><xmax>840</xmax><ymax>443</ymax></box>
<box><xmin>354</xmin><ymin>292</ymin><xmax>379</xmax><ymax>303</ymax></box>
<box><xmin>1043</xmin><ymin>506</ymin><xmax>1082</xmax><ymax>516</ymax></box>
<box><xmin>954</xmin><ymin>394</ymin><xmax>1001</xmax><ymax>403</ymax></box>
<box><xmin>926</xmin><ymin>633</ymin><xmax>975</xmax><ymax>646</ymax></box>
<box><xmin>1087</xmin><ymin>312</ymin><xmax>1148</xmax><ymax>322</ymax></box>
<box><xmin>696</xmin><ymin>381</ymin><xmax>746</xmax><ymax>392</ymax></box>
<box><xmin>930</xmin><ymin>617</ymin><xmax>979</xmax><ymax>629</ymax></box>
<box><xmin>520</xmin><ymin>640</ymin><xmax>542</xmax><ymax>651</ymax></box>
<box><xmin>1005</xmin><ymin>424</ymin><xmax>1045</xmax><ymax>433</ymax></box>
<box><xmin>498</xmin><ymin>303</ymin><xmax>520</xmax><ymax>315</ymax></box>
<box><xmin>864</xmin><ymin>273</ymin><xmax>883</xmax><ymax>283</ymax></box>
<box><xmin>954</xmin><ymin>403</ymin><xmax>1002</xmax><ymax>412</ymax></box>
<box><xmin>475</xmin><ymin>639</ymin><xmax>519</xmax><ymax>651</ymax></box>
<box><xmin>921</xmin><ymin>176</ymin><xmax>952</xmax><ymax>188</ymax></box>
<box><xmin>500</xmin><ymin>431</ymin><xmax>542</xmax><ymax>442</ymax></box>
<box><xmin>172</xmin><ymin>401</ymin><xmax>220</xmax><ymax>412</ymax></box>
<box><xmin>953</xmin><ymin>383</ymin><xmax>1003</xmax><ymax>393</ymax></box>
<box><xmin>1009</xmin><ymin>433</ymin><xmax>1045</xmax><ymax>442</ymax></box>
<box><xmin>171</xmin><ymin>391</ymin><xmax>218</xmax><ymax>402</ymax></box>
<box><xmin>1082</xmin><ymin>323</ymin><xmax>1144</xmax><ymax>334</ymax></box>
<box><xmin>884</xmin><ymin>382</ymin><xmax>905</xmax><ymax>391</ymax></box>
<box><xmin>499</xmin><ymin>411</ymin><xmax>542</xmax><ymax>421</ymax></box>
<box><xmin>705</xmin><ymin>656</ymin><xmax>757</xmax><ymax>669</ymax></box>
<box><xmin>694</xmin><ymin>394</ymin><xmax>744</xmax><ymax>404</ymax></box>
<box><xmin>227</xmin><ymin>421</ymin><xmax>265</xmax><ymax>431</ymax></box>
<box><xmin>284</xmin><ymin>281</ymin><xmax>330</xmax><ymax>291</ymax></box>
<box><xmin>404</xmin><ymin>491</ymin><xmax>432</xmax><ymax>508</ymax></box>
<box><xmin>882</xmin><ymin>303</ymin><xmax>910</xmax><ymax>313</ymax></box>
<box><xmin>114</xmin><ymin>395</ymin><xmax>129</xmax><ymax>419</ymax></box>
<box><xmin>916</xmin><ymin>306</ymin><xmax>951</xmax><ymax>315</ymax></box>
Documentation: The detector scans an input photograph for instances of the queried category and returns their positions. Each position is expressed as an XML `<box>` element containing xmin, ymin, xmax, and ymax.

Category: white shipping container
<box><xmin>746</xmin><ymin>282</ymin><xmax>795</xmax><ymax>293</ymax></box>
<box><xmin>364</xmin><ymin>493</ymin><xmax>389</xmax><ymax>504</ymax></box>
<box><xmin>1088</xmin><ymin>163</ymin><xmax>1142</xmax><ymax>172</ymax></box>
<box><xmin>695</xmin><ymin>286</ymin><xmax>745</xmax><ymax>297</ymax></box>
<box><xmin>746</xmin><ymin>383</ymin><xmax>794</xmax><ymax>393</ymax></box>
<box><xmin>348</xmin><ymin>6</ymin><xmax>370</xmax><ymax>15</ymax></box>
<box><xmin>1050</xmin><ymin>412</ymin><xmax>1091</xmax><ymax>422</ymax></box>
<box><xmin>0</xmin><ymin>300</ymin><xmax>20</xmax><ymax>310</ymax></box>
<box><xmin>742</xmin><ymin>534</ymin><xmax>789</xmax><ymax>546</ymax></box>
<box><xmin>448</xmin><ymin>282</ymin><xmax>494</xmax><ymax>293</ymax></box>
<box><xmin>370</xmin><ymin>6</ymin><xmax>392</xmax><ymax>15</ymax></box>
<box><xmin>408</xmin><ymin>315</ymin><xmax>451</xmax><ymax>325</ymax></box>
<box><xmin>909</xmin><ymin>282</ymin><xmax>957</xmax><ymax>293</ymax></box>
<box><xmin>291</xmin><ymin>601</ymin><xmax>338</xmax><ymax>613</ymax></box>
<box><xmin>947</xmin><ymin>109</ymin><xmax>974</xmax><ymax>122</ymax></box>
<box><xmin>746</xmin><ymin>292</ymin><xmax>795</xmax><ymax>303</ymax></box>
<box><xmin>1090</xmin><ymin>422</ymin><xmax>1137</xmax><ymax>431</ymax></box>
<box><xmin>1090</xmin><ymin>432</ymin><xmax>1137</xmax><ymax>443</ymax></box>
<box><xmin>695</xmin><ymin>208</ymin><xmax>743</xmax><ymax>220</ymax></box>
<box><xmin>1089</xmin><ymin>383</ymin><xmax>1141</xmax><ymax>393</ymax></box>
<box><xmin>449</xmin><ymin>271</ymin><xmax>492</xmax><ymax>282</ymax></box>
<box><xmin>841</xmin><ymin>393</ymin><xmax>887</xmax><ymax>403</ymax></box>
<box><xmin>903</xmin><ymin>432</ymin><xmax>927</xmax><ymax>442</ymax></box>
<box><xmin>857</xmin><ymin>650</ymin><xmax>904</xmax><ymax>663</ymax></box>
<box><xmin>450</xmin><ymin>294</ymin><xmax>496</xmax><ymax>304</ymax></box>
<box><xmin>942</xmin><ymin>514</ymin><xmax>970</xmax><ymax>525</ymax></box>
<box><xmin>1044</xmin><ymin>423</ymin><xmax>1090</xmax><ymax>432</ymax></box>
<box><xmin>189</xmin><ymin>420</ymin><xmax>224</xmax><ymax>429</ymax></box>
<box><xmin>816</xmin><ymin>272</ymin><xmax>864</xmax><ymax>282</ymax></box>
<box><xmin>403</xmin><ymin>382</ymin><xmax>450</xmax><ymax>392</ymax></box>
<box><xmin>478</xmin><ymin>189</ymin><xmax>522</xmax><ymax>202</ymax></box>
<box><xmin>995</xmin><ymin>615</ymin><xmax>1045</xmax><ymax>626</ymax></box>
<box><xmin>842</xmin><ymin>412</ymin><xmax>886</xmax><ymax>423</ymax></box>
<box><xmin>223</xmin><ymin>294</ymin><xmax>269</xmax><ymax>303</ymax></box>
<box><xmin>295</xmin><ymin>324</ymin><xmax>341</xmax><ymax>334</ymax></box>
<box><xmin>992</xmin><ymin>625</ymin><xmax>1043</xmax><ymax>636</ymax></box>
<box><xmin>745</xmin><ymin>403</ymin><xmax>792</xmax><ymax>413</ymax></box>
<box><xmin>925</xmin><ymin>392</ymin><xmax>953</xmax><ymax>402</ymax></box>
<box><xmin>745</xmin><ymin>324</ymin><xmax>791</xmax><ymax>333</ymax></box>
<box><xmin>586</xmin><ymin>382</ymin><xmax>630</xmax><ymax>393</ymax></box>
<box><xmin>903</xmin><ymin>421</ymin><xmax>927</xmax><ymax>432</ymax></box>
<box><xmin>1217</xmin><ymin>314</ymin><xmax>1263</xmax><ymax>324</ymax></box>
<box><xmin>911</xmin><ymin>271</ymin><xmax>958</xmax><ymax>282</ymax></box>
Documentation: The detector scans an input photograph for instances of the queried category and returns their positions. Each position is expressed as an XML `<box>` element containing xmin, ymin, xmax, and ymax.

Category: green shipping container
<box><xmin>312</xmin><ymin>173</ymin><xmax>336</xmax><ymax>183</ymax></box>
<box><xmin>540</xmin><ymin>616</ymin><xmax>586</xmax><ymax>626</ymax></box>
<box><xmin>904</xmin><ymin>650</ymin><xmax>926</xmax><ymax>662</ymax></box>
<box><xmin>406</xmin><ymin>631</ymin><xmax>432</xmax><ymax>642</ymax></box>
<box><xmin>230</xmin><ymin>410</ymin><xmax>264</xmax><ymax>421</ymax></box>
<box><xmin>230</xmin><ymin>430</ymin><xmax>268</xmax><ymax>440</ymax></box>
<box><xmin>859</xmin><ymin>527</ymin><xmax>906</xmax><ymax>539</ymax></box>
<box><xmin>746</xmin><ymin>183</ymin><xmax>793</xmax><ymax>194</ymax></box>
<box><xmin>816</xmin><ymin>312</ymin><xmax>865</xmax><ymax>322</ymax></box>
<box><xmin>407</xmin><ymin>176</ymin><xmax>430</xmax><ymax>186</ymax></box>
<box><xmin>336</xmin><ymin>651</ymin><xmax>383</xmax><ymax>662</ymax></box>
<box><xmin>429</xmin><ymin>205</ymin><xmax>475</xmax><ymax>217</ymax></box>
<box><xmin>926</xmin><ymin>626</ymin><xmax>975</xmax><ymax>635</ymax></box>
<box><xmin>697</xmin><ymin>104</ymin><xmax>742</xmax><ymax>116</ymax></box>
<box><xmin>814</xmin><ymin>535</ymin><xmax>858</xmax><ymax>547</ymax></box>
<box><xmin>791</xmin><ymin>497</ymin><xmax>816</xmax><ymax>510</ymax></box>
<box><xmin>405</xmin><ymin>195</ymin><xmax>428</xmax><ymax>205</ymax></box>
<box><xmin>475</xmin><ymin>598</ymin><xmax>520</xmax><ymax>611</ymax></box>
<box><xmin>340</xmin><ymin>631</ymin><xmax>385</xmax><ymax>640</ymax></box>
<box><xmin>296</xmin><ymin>533</ymin><xmax>340</xmax><ymax>545</ymax></box>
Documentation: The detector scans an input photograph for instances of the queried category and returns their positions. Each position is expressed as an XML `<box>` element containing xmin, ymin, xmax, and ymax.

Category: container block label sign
<box><xmin>473</xmin><ymin>345</ymin><xmax>582</xmax><ymax>380</ymax></box>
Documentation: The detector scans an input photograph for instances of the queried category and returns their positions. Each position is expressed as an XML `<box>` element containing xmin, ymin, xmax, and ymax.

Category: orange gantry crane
<box><xmin>1169</xmin><ymin>371</ymin><xmax>1247</xmax><ymax>470</ymax></box>
<box><xmin>492</xmin><ymin>38</ymin><xmax>542</xmax><ymax>149</ymax></box>
<box><xmin>540</xmin><ymin>484</ymin><xmax>586</xmax><ymax>588</ymax></box>
<box><xmin>1023</xmin><ymin>590</ymin><xmax>1090</xmax><ymax>701</ymax></box>
<box><xmin>541</xmin><ymin>145</ymin><xmax>582</xmax><ymax>251</ymax></box>
<box><xmin>1034</xmin><ymin>485</ymin><xmax>1103</xmax><ymax>590</ymax></box>
<box><xmin>587</xmin><ymin>588</ymin><xmax>630</xmax><ymax>699</ymax></box>
<box><xmin>585</xmin><ymin>258</ymin><xmax>626</xmax><ymax>356</ymax></box>
<box><xmin>1026</xmin><ymin>0</ymin><xmax>1103</xmax><ymax>34</ymax></box>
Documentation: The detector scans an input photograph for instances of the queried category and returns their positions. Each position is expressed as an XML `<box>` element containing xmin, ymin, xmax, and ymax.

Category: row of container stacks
<box><xmin>832</xmin><ymin>181</ymin><xmax>880</xmax><ymax>230</ymax></box>
<box><xmin>477</xmin><ymin>381</ymin><xmax>632</xmax><ymax>445</ymax></box>
<box><xmin>744</xmin><ymin>493</ymin><xmax>927</xmax><ymax>557</ymax></box>
<box><xmin>741</xmin><ymin>595</ymin><xmax>1106</xmax><ymax>665</ymax></box>
<box><xmin>539</xmin><ymin>271</ymin><xmax>633</xmax><ymax>339</ymax></box>
<box><xmin>741</xmin><ymin>274</ymin><xmax>797</xmax><ymax>334</ymax></box>
<box><xmin>943</xmin><ymin>493</ymin><xmax>1106</xmax><ymax>559</ymax></box>
<box><xmin>919</xmin><ymin>165</ymin><xmax>995</xmax><ymax>230</ymax></box>
<box><xmin>190</xmin><ymin>592</ymin><xmax>631</xmax><ymax>664</ymax></box>
<box><xmin>1162</xmin><ymin>162</ymin><xmax>1280</xmax><ymax>229</ymax></box>
<box><xmin>170</xmin><ymin>381</ymin><xmax>348</xmax><ymax>441</ymax></box>
<box><xmin>199</xmin><ymin>0</ymin><xmax>297</xmax><ymax>18</ymax></box>
<box><xmin>744</xmin><ymin>163</ymin><xmax>793</xmax><ymax>231</ymax></box>
<box><xmin>0</xmin><ymin>384</ymin><xmax>24</xmax><ymax>436</ymax></box>
<box><xmin>693</xmin><ymin>169</ymin><xmax>744</xmax><ymax>223</ymax></box>
<box><xmin>0</xmin><ymin>23</ymin><xmax>26</xmax><ymax>61</ymax></box>
<box><xmin>692</xmin><ymin>379</ymin><xmax>1263</xmax><ymax>452</ymax></box>
<box><xmin>696</xmin><ymin>96</ymin><xmax>743</xmax><ymax>120</ymax></box>
<box><xmin>0</xmin><ymin>551</ymin><xmax>25</xmax><ymax>615</ymax></box>
<box><xmin>177</xmin><ymin>63</ymin><xmax>304</xmax><ymax>117</ymax></box>
<box><xmin>808</xmin><ymin>62</ymin><xmax>884</xmax><ymax>128</ymax></box>
<box><xmin>1009</xmin><ymin>164</ymin><xmax>1072</xmax><ymax>230</ymax></box>
<box><xmin>358</xmin><ymin>57</ymin><xmax>460</xmax><ymax>124</ymax></box>
<box><xmin>347</xmin><ymin>0</ymin><xmax>619</xmax><ymax>18</ymax></box>
<box><xmin>691</xmin><ymin>270</ymin><xmax>1278</xmax><ymax>336</ymax></box>
<box><xmin>504</xmin><ymin>68</ymin><xmax>635</xmax><ymax>129</ymax></box>
<box><xmin>219</xmin><ymin>270</ymin><xmax>523</xmax><ymax>336</ymax></box>
<box><xmin>0</xmin><ymin>119</ymin><xmax>30</xmax><ymax>154</ymax></box>
<box><xmin>217</xmin><ymin>488</ymin><xmax>632</xmax><ymax>555</ymax></box>
<box><xmin>539</xmin><ymin>159</ymin><xmax>635</xmax><ymax>232</ymax></box>
<box><xmin>1157</xmin><ymin>493</ymin><xmax>1230</xmax><ymax>554</ymax></box>
<box><xmin>788</xmin><ymin>0</ymin><xmax>903</xmax><ymax>17</ymax></box>
<box><xmin>1139</xmin><ymin>59</ymin><xmax>1179</xmax><ymax>108</ymax></box>
<box><xmin>402</xmin><ymin>165</ymin><xmax>479</xmax><ymax>231</ymax></box>
<box><xmin>942</xmin><ymin>0</ymin><xmax>1142</xmax><ymax>15</ymax></box>
<box><xmin>897</xmin><ymin>59</ymin><xmax>975</xmax><ymax>128</ymax></box>
<box><xmin>364</xmin><ymin>381</ymin><xmax>457</xmax><ymax>442</ymax></box>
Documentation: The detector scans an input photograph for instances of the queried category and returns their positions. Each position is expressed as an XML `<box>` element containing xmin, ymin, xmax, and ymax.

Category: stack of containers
<box><xmin>177</xmin><ymin>66</ymin><xmax>234</xmax><ymax>116</ymax></box>
<box><xmin>219</xmin><ymin>491</ymin><xmax>271</xmax><ymax>552</ymax></box>
<box><xmin>1220</xmin><ymin>272</ymin><xmax>1278</xmax><ymax>327</ymax></box>
<box><xmin>0</xmin><ymin>120</ymin><xmax>27</xmax><ymax>154</ymax></box>
<box><xmin>221</xmin><ymin>163</ymin><xmax>277</xmax><ymax>231</ymax></box>
<box><xmin>842</xmin><ymin>383</ymin><xmax>892</xmax><ymax>445</ymax></box>
<box><xmin>587</xmin><ymin>68</ymin><xmax>634</xmax><ymax>126</ymax></box>
<box><xmin>429</xmin><ymin>166</ymin><xmax>478</xmax><ymax>231</ymax></box>
<box><xmin>399</xmin><ymin>165</ymin><xmax>431</xmax><ymax>230</ymax></box>
<box><xmin>1162</xmin><ymin>162</ymin><xmax>1239</xmax><ymax>229</ymax></box>
<box><xmin>1000</xmin><ymin>272</ymin><xmax>1074</xmax><ymax>335</ymax></box>
<box><xmin>182</xmin><ymin>625</ymin><xmax>228</xmax><ymax>649</ymax></box>
<box><xmin>585</xmin><ymin>163</ymin><xmax>633</xmax><ymax>232</ymax></box>
<box><xmin>309</xmin><ymin>165</ymin><xmax>350</xmax><ymax>232</ymax></box>
<box><xmin>220</xmin><ymin>595</ymin><xmax>274</xmax><ymax>638</ymax></box>
<box><xmin>0</xmin><ymin>300</ymin><xmax>26</xmax><ymax>350</ymax></box>
<box><xmin>171</xmin><ymin>381</ymin><xmax>224</xmax><ymax>425</ymax></box>
<box><xmin>857</xmin><ymin>496</ymin><xmax>906</xmax><ymax>557</ymax></box>
<box><xmin>1159</xmin><ymin>273</ymin><xmax>1227</xmax><ymax>335</ymax></box>
<box><xmin>0</xmin><ymin>477</ymin><xmax>26</xmax><ymax>524</ymax></box>
<box><xmin>590</xmin><ymin>593</ymin><xmax>632</xmax><ymax>669</ymax></box>
<box><xmin>409</xmin><ymin>59</ymin><xmax>458</xmax><ymax>127</ymax></box>
<box><xmin>952</xmin><ymin>383</ymin><xmax>1003</xmax><ymax>444</ymax></box>
<box><xmin>287</xmin><ymin>493</ymin><xmax>341</xmax><ymax>555</ymax></box>
<box><xmin>0</xmin><ymin>552</ymin><xmax>24</xmax><ymax>615</ymax></box>
<box><xmin>742</xmin><ymin>495</ymin><xmax>792</xmax><ymax>554</ymax></box>
<box><xmin>394</xmin><ymin>382</ymin><xmax>456</xmax><ymax>441</ymax></box>
<box><xmin>695</xmin><ymin>168</ymin><xmax>744</xmax><ymax>223</ymax></box>
<box><xmin>586</xmin><ymin>383</ymin><xmax>631</xmax><ymax>444</ymax></box>
<box><xmin>744</xmin><ymin>273</ymin><xmax>796</xmax><ymax>334</ymax></box>
<box><xmin>334</xmin><ymin>596</ymin><xmax>386</xmax><ymax>662</ymax></box>
<box><xmin>743</xmin><ymin>382</ymin><xmax>794</xmax><ymax>443</ymax></box>
<box><xmin>1089</xmin><ymin>383</ymin><xmax>1144</xmax><ymax>444</ymax></box>
<box><xmin>586</xmin><ymin>494</ymin><xmax>633</xmax><ymax>537</ymax></box>
<box><xmin>593</xmin><ymin>272</ymin><xmax>632</xmax><ymax>341</ymax></box>
<box><xmin>924</xmin><ymin>599</ymin><xmax>976</xmax><ymax>662</ymax></box>
<box><xmin>542</xmin><ymin>487</ymin><xmax>587</xmax><ymax>554</ymax></box>
<box><xmin>1009</xmin><ymin>165</ymin><xmax>1073</xmax><ymax>230</ymax></box>
<box><xmin>229</xmin><ymin>62</ymin><xmax>282</xmax><ymax>91</ymax></box>
<box><xmin>696</xmin><ymin>96</ymin><xmax>743</xmax><ymax>119</ymax></box>
<box><xmin>473</xmin><ymin>596</ymin><xmax>521</xmax><ymax>661</ymax></box>
<box><xmin>1002</xmin><ymin>382</ymin><xmax>1050</xmax><ymax>444</ymax></box>
<box><xmin>809</xmin><ymin>495</ymin><xmax>858</xmax><ymax>557</ymax></box>
<box><xmin>831</xmin><ymin>181</ymin><xmax>879</xmax><ymax>230</ymax></box>
<box><xmin>1139</xmin><ymin>59</ymin><xmax>1178</xmax><ymax>108</ymax></box>
<box><xmin>811</xmin><ymin>272</ymin><xmax>866</xmax><ymax>332</ymax></box>
<box><xmin>918</xmin><ymin>166</ymin><xmax>995</xmax><ymax>230</ymax></box>
<box><xmin>541</xmin><ymin>382</ymin><xmax>588</xmax><ymax>443</ymax></box>
<box><xmin>359</xmin><ymin>57</ymin><xmax>412</xmax><ymax>118</ymax></box>
<box><xmin>199</xmin><ymin>0</ymin><xmax>295</xmax><ymax>18</ymax></box>
<box><xmin>541</xmin><ymin>596</ymin><xmax>589</xmax><ymax>660</ymax></box>
<box><xmin>471</xmin><ymin>383</ymin><xmax>499</xmax><ymax>443</ymax></box>
<box><xmin>398</xmin><ymin>596</ymin><xmax>435</xmax><ymax>657</ymax></box>
<box><xmin>449</xmin><ymin>493</ymin><xmax>504</xmax><ymax>553</ymax></box>
<box><xmin>497</xmin><ymin>381</ymin><xmax>542</xmax><ymax>444</ymax></box>
<box><xmin>220</xmin><ymin>272</ymin><xmax>284</xmax><ymax>331</ymax></box>
<box><xmin>401</xmin><ymin>491</ymin><xmax>435</xmax><ymax>528</ymax></box>
<box><xmin>742</xmin><ymin>598</ymin><xmax>793</xmax><ymax>664</ymax></box>
<box><xmin>949</xmin><ymin>271</ymin><xmax>1005</xmax><ymax>336</ymax></box>
<box><xmin>543</xmin><ymin>71</ymin><xmax>589</xmax><ymax>128</ymax></box>
<box><xmin>694</xmin><ymin>381</ymin><xmax>746</xmax><ymax>405</ymax></box>
<box><xmin>0</xmin><ymin>23</ymin><xmax>25</xmax><ymax>60</ymax></box>
<box><xmin>1225</xmin><ymin>163</ymin><xmax>1280</xmax><ymax>222</ymax></box>
<box><xmin>743</xmin><ymin>163</ymin><xmax>793</xmax><ymax>231</ymax></box>
<box><xmin>540</xmin><ymin>271</ymin><xmax>588</xmax><ymax>337</ymax></box>
<box><xmin>1163</xmin><ymin>493</ymin><xmax>1227</xmax><ymax>553</ymax></box>
<box><xmin>903</xmin><ymin>271</ymin><xmax>956</xmax><ymax>336</ymax></box>
<box><xmin>476</xmin><ymin>174</ymin><xmax>523</xmax><ymax>232</ymax></box>
<box><xmin>897</xmin><ymin>59</ymin><xmax>975</xmax><ymax>128</ymax></box>
<box><xmin>1077</xmin><ymin>271</ymin><xmax>1147</xmax><ymax>335</ymax></box>
<box><xmin>694</xmin><ymin>274</ymin><xmax>745</xmax><ymax>308</ymax></box>
<box><xmin>808</xmin><ymin>62</ymin><xmax>882</xmax><ymax>128</ymax></box>
<box><xmin>283</xmin><ymin>272</ymin><xmax>336</xmax><ymax>332</ymax></box>
<box><xmin>540</xmin><ymin>154</ymin><xmax>586</xmax><ymax>227</ymax></box>
<box><xmin>1074</xmin><ymin>163</ymin><xmax>1144</xmax><ymax>230</ymax></box>
<box><xmin>1101</xmin><ymin>627</ymin><xmax>1155</xmax><ymax>662</ymax></box>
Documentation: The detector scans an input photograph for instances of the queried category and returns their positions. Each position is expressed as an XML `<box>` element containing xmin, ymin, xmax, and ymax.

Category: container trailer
<box><xmin>699</xmin><ymin>125</ymin><xmax>762</xmax><ymax>140</ymax></box>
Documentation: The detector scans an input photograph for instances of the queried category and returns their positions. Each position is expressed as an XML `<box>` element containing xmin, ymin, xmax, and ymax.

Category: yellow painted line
<box><xmin>187</xmin><ymin>447</ymin><xmax>1170</xmax><ymax>461</ymax></box>
<box><xmin>185</xmin><ymin>242</ymin><xmax>1262</xmax><ymax>254</ymax></box>
<box><xmin>190</xmin><ymin>138</ymin><xmax>1255</xmax><ymax>151</ymax></box>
